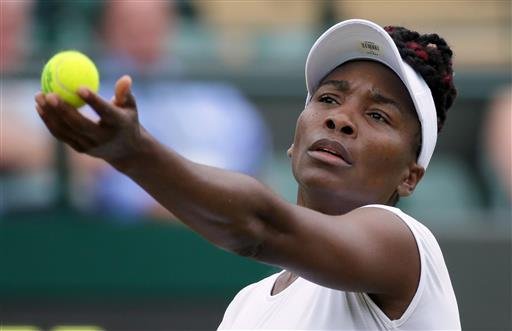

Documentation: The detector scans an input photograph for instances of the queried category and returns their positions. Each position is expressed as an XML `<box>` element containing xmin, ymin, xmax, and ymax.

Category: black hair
<box><xmin>384</xmin><ymin>27</ymin><xmax>456</xmax><ymax>206</ymax></box>
<box><xmin>384</xmin><ymin>26</ymin><xmax>457</xmax><ymax>133</ymax></box>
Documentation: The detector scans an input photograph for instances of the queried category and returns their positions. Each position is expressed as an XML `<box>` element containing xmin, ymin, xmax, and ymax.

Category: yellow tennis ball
<box><xmin>41</xmin><ymin>50</ymin><xmax>100</xmax><ymax>108</ymax></box>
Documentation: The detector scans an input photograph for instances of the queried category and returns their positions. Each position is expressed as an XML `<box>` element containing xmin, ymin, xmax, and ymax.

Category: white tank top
<box><xmin>218</xmin><ymin>204</ymin><xmax>461</xmax><ymax>330</ymax></box>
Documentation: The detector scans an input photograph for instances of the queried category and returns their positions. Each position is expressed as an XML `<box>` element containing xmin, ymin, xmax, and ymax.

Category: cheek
<box><xmin>292</xmin><ymin>109</ymin><xmax>315</xmax><ymax>150</ymax></box>
<box><xmin>358</xmin><ymin>131</ymin><xmax>411</xmax><ymax>181</ymax></box>
<box><xmin>291</xmin><ymin>110</ymin><xmax>317</xmax><ymax>179</ymax></box>
<box><xmin>290</xmin><ymin>113</ymin><xmax>304</xmax><ymax>167</ymax></box>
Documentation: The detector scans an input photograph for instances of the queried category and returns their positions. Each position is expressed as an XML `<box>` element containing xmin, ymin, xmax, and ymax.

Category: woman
<box><xmin>35</xmin><ymin>19</ymin><xmax>460</xmax><ymax>330</ymax></box>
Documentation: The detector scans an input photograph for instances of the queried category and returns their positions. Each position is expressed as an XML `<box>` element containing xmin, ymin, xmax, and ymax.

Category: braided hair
<box><xmin>384</xmin><ymin>26</ymin><xmax>457</xmax><ymax>132</ymax></box>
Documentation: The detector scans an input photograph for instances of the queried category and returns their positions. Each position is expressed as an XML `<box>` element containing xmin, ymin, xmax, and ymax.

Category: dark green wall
<box><xmin>0</xmin><ymin>212</ymin><xmax>276</xmax><ymax>302</ymax></box>
<box><xmin>1</xmin><ymin>212</ymin><xmax>510</xmax><ymax>330</ymax></box>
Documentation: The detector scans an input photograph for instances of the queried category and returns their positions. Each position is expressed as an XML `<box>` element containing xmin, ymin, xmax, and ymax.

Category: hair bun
<box><xmin>386</xmin><ymin>26</ymin><xmax>457</xmax><ymax>132</ymax></box>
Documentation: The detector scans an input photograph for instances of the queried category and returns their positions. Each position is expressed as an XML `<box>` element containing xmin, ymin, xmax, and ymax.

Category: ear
<box><xmin>287</xmin><ymin>144</ymin><xmax>294</xmax><ymax>158</ymax></box>
<box><xmin>397</xmin><ymin>163</ymin><xmax>425</xmax><ymax>197</ymax></box>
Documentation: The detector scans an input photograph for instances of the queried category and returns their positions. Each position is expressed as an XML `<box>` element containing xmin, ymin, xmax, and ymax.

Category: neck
<box><xmin>296</xmin><ymin>187</ymin><xmax>374</xmax><ymax>215</ymax></box>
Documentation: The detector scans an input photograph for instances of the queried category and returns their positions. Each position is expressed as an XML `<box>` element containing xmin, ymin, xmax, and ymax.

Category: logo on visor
<box><xmin>360</xmin><ymin>41</ymin><xmax>380</xmax><ymax>56</ymax></box>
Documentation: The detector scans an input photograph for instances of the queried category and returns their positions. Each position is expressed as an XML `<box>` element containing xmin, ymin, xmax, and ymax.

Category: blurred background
<box><xmin>1</xmin><ymin>0</ymin><xmax>510</xmax><ymax>330</ymax></box>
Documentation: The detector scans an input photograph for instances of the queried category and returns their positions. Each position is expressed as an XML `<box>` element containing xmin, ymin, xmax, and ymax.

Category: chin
<box><xmin>295</xmin><ymin>167</ymin><xmax>336</xmax><ymax>189</ymax></box>
<box><xmin>298</xmin><ymin>172</ymin><xmax>380</xmax><ymax>204</ymax></box>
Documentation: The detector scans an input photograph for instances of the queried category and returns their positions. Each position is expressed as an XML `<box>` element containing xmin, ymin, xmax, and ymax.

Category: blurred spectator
<box><xmin>76</xmin><ymin>1</ymin><xmax>271</xmax><ymax>221</ymax></box>
<box><xmin>0</xmin><ymin>1</ymin><xmax>33</xmax><ymax>73</ymax></box>
<box><xmin>481</xmin><ymin>85</ymin><xmax>512</xmax><ymax>210</ymax></box>
<box><xmin>97</xmin><ymin>0</ymin><xmax>178</xmax><ymax>77</ymax></box>
<box><xmin>0</xmin><ymin>1</ymin><xmax>56</xmax><ymax>213</ymax></box>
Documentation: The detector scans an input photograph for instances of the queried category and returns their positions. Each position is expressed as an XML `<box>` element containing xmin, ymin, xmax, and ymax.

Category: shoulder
<box><xmin>355</xmin><ymin>205</ymin><xmax>459</xmax><ymax>327</ymax></box>
<box><xmin>342</xmin><ymin>204</ymin><xmax>424</xmax><ymax>253</ymax></box>
<box><xmin>354</xmin><ymin>204</ymin><xmax>439</xmax><ymax>249</ymax></box>
<box><xmin>354</xmin><ymin>204</ymin><xmax>450</xmax><ymax>292</ymax></box>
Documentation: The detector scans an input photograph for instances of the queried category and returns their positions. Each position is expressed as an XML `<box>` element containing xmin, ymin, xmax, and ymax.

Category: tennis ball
<box><xmin>41</xmin><ymin>50</ymin><xmax>100</xmax><ymax>108</ymax></box>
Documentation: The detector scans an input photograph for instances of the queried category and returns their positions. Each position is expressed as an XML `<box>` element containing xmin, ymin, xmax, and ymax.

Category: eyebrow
<box><xmin>369</xmin><ymin>88</ymin><xmax>403</xmax><ymax>112</ymax></box>
<box><xmin>316</xmin><ymin>80</ymin><xmax>350</xmax><ymax>93</ymax></box>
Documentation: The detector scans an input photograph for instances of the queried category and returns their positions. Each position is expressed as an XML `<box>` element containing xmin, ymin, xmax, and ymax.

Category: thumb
<box><xmin>114</xmin><ymin>75</ymin><xmax>136</xmax><ymax>108</ymax></box>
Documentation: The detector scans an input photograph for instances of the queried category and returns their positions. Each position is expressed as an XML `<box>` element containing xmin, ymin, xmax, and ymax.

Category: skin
<box><xmin>291</xmin><ymin>61</ymin><xmax>423</xmax><ymax>214</ymax></box>
<box><xmin>35</xmin><ymin>60</ymin><xmax>425</xmax><ymax>320</ymax></box>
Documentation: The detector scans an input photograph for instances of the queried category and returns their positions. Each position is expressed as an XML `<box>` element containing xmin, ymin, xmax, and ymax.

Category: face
<box><xmin>105</xmin><ymin>1</ymin><xmax>173</xmax><ymax>64</ymax></box>
<box><xmin>290</xmin><ymin>60</ymin><xmax>424</xmax><ymax>211</ymax></box>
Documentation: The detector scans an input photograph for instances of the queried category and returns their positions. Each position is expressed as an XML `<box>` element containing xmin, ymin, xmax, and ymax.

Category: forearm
<box><xmin>110</xmin><ymin>128</ymin><xmax>273</xmax><ymax>254</ymax></box>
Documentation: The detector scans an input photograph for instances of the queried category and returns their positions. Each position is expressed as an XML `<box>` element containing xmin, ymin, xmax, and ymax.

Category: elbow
<box><xmin>227</xmin><ymin>214</ymin><xmax>267</xmax><ymax>259</ymax></box>
<box><xmin>225</xmin><ymin>209</ymin><xmax>269</xmax><ymax>260</ymax></box>
<box><xmin>232</xmin><ymin>241</ymin><xmax>264</xmax><ymax>258</ymax></box>
<box><xmin>223</xmin><ymin>177</ymin><xmax>280</xmax><ymax>260</ymax></box>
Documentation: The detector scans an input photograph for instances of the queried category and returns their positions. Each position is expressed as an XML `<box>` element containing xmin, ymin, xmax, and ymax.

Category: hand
<box><xmin>35</xmin><ymin>75</ymin><xmax>145</xmax><ymax>167</ymax></box>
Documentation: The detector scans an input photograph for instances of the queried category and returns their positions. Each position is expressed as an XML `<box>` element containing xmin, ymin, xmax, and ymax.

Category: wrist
<box><xmin>108</xmin><ymin>127</ymin><xmax>155</xmax><ymax>174</ymax></box>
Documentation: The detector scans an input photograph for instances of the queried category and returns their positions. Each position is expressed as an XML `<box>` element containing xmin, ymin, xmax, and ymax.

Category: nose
<box><xmin>324</xmin><ymin>113</ymin><xmax>357</xmax><ymax>137</ymax></box>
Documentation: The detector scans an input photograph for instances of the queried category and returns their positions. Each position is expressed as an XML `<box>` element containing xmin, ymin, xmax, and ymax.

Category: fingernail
<box><xmin>47</xmin><ymin>94</ymin><xmax>58</xmax><ymax>107</ymax></box>
<box><xmin>35</xmin><ymin>93</ymin><xmax>46</xmax><ymax>106</ymax></box>
<box><xmin>78</xmin><ymin>87</ymin><xmax>89</xmax><ymax>98</ymax></box>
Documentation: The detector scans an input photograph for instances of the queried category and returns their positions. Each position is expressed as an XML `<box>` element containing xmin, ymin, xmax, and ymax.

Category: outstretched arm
<box><xmin>35</xmin><ymin>76</ymin><xmax>276</xmax><ymax>253</ymax></box>
<box><xmin>34</xmin><ymin>76</ymin><xmax>419</xmax><ymax>300</ymax></box>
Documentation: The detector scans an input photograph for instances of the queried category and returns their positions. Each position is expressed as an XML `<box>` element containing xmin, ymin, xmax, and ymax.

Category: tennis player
<box><xmin>35</xmin><ymin>19</ymin><xmax>460</xmax><ymax>330</ymax></box>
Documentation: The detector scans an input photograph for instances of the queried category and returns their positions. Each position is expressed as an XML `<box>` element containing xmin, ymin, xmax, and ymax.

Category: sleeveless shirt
<box><xmin>218</xmin><ymin>204</ymin><xmax>460</xmax><ymax>330</ymax></box>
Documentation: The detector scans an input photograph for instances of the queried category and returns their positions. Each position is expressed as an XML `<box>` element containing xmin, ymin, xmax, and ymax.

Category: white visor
<box><xmin>305</xmin><ymin>19</ymin><xmax>437</xmax><ymax>169</ymax></box>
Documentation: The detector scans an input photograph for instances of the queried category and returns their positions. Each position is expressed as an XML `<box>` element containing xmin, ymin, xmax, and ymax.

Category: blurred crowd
<box><xmin>1</xmin><ymin>0</ymin><xmax>510</xmax><ymax>224</ymax></box>
<box><xmin>1</xmin><ymin>1</ymin><xmax>271</xmax><ymax>221</ymax></box>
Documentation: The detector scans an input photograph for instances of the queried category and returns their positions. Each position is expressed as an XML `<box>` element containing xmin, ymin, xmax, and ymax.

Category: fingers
<box><xmin>35</xmin><ymin>92</ymin><xmax>46</xmax><ymax>115</ymax></box>
<box><xmin>36</xmin><ymin>104</ymin><xmax>93</xmax><ymax>152</ymax></box>
<box><xmin>35</xmin><ymin>93</ymin><xmax>98</xmax><ymax>152</ymax></box>
<box><xmin>53</xmin><ymin>94</ymin><xmax>100</xmax><ymax>136</ymax></box>
<box><xmin>35</xmin><ymin>76</ymin><xmax>140</xmax><ymax>156</ymax></box>
<box><xmin>114</xmin><ymin>75</ymin><xmax>131</xmax><ymax>104</ymax></box>
<box><xmin>37</xmin><ymin>93</ymin><xmax>98</xmax><ymax>134</ymax></box>
<box><xmin>114</xmin><ymin>75</ymin><xmax>137</xmax><ymax>109</ymax></box>
<box><xmin>77</xmin><ymin>88</ymin><xmax>119</xmax><ymax>123</ymax></box>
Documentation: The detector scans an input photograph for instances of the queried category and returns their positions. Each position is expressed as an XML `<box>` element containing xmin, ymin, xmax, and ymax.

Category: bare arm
<box><xmin>34</xmin><ymin>76</ymin><xmax>419</xmax><ymax>298</ymax></box>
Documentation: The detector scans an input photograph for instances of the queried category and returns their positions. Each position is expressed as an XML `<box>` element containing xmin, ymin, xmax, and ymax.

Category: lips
<box><xmin>309</xmin><ymin>139</ymin><xmax>353</xmax><ymax>165</ymax></box>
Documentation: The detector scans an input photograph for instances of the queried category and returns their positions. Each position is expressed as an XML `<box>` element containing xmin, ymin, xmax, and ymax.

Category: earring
<box><xmin>287</xmin><ymin>150</ymin><xmax>292</xmax><ymax>158</ymax></box>
<box><xmin>287</xmin><ymin>145</ymin><xmax>293</xmax><ymax>158</ymax></box>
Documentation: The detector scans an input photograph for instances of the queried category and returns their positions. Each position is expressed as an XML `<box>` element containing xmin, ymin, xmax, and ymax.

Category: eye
<box><xmin>367</xmin><ymin>111</ymin><xmax>389</xmax><ymax>123</ymax></box>
<box><xmin>318</xmin><ymin>95</ymin><xmax>338</xmax><ymax>104</ymax></box>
